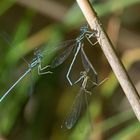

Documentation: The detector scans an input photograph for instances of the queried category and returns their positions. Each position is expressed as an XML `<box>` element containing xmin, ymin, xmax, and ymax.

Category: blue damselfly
<box><xmin>50</xmin><ymin>25</ymin><xmax>98</xmax><ymax>85</ymax></box>
<box><xmin>0</xmin><ymin>50</ymin><xmax>52</xmax><ymax>102</ymax></box>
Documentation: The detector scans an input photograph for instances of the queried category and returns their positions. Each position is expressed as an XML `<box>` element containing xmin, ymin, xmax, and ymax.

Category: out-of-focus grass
<box><xmin>64</xmin><ymin>0</ymin><xmax>140</xmax><ymax>27</ymax></box>
<box><xmin>0</xmin><ymin>0</ymin><xmax>15</xmax><ymax>16</ymax></box>
<box><xmin>5</xmin><ymin>9</ymin><xmax>35</xmax><ymax>65</ymax></box>
<box><xmin>101</xmin><ymin>48</ymin><xmax>140</xmax><ymax>98</ymax></box>
<box><xmin>0</xmin><ymin>0</ymin><xmax>140</xmax><ymax>139</ymax></box>
<box><xmin>109</xmin><ymin>122</ymin><xmax>140</xmax><ymax>140</ymax></box>
<box><xmin>68</xmin><ymin>109</ymin><xmax>135</xmax><ymax>140</ymax></box>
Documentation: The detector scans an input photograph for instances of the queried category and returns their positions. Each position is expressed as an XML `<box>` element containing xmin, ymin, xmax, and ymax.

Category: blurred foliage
<box><xmin>0</xmin><ymin>0</ymin><xmax>140</xmax><ymax>140</ymax></box>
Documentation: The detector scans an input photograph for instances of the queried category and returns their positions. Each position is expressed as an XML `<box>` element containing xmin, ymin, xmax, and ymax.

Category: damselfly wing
<box><xmin>80</xmin><ymin>45</ymin><xmax>98</xmax><ymax>84</ymax></box>
<box><xmin>51</xmin><ymin>41</ymin><xmax>75</xmax><ymax>68</ymax></box>
<box><xmin>64</xmin><ymin>87</ymin><xmax>86</xmax><ymax>129</ymax></box>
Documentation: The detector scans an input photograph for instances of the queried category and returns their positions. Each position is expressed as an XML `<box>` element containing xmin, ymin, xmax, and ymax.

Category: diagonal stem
<box><xmin>76</xmin><ymin>0</ymin><xmax>140</xmax><ymax>121</ymax></box>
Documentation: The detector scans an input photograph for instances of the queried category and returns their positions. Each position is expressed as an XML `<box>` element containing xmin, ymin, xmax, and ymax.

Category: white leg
<box><xmin>85</xmin><ymin>89</ymin><xmax>92</xmax><ymax>96</ymax></box>
<box><xmin>66</xmin><ymin>44</ymin><xmax>81</xmax><ymax>86</ymax></box>
<box><xmin>73</xmin><ymin>75</ymin><xmax>84</xmax><ymax>85</ymax></box>
<box><xmin>89</xmin><ymin>80</ymin><xmax>98</xmax><ymax>86</ymax></box>
<box><xmin>38</xmin><ymin>64</ymin><xmax>52</xmax><ymax>75</ymax></box>
<box><xmin>85</xmin><ymin>33</ymin><xmax>98</xmax><ymax>46</ymax></box>
<box><xmin>88</xmin><ymin>77</ymin><xmax>108</xmax><ymax>88</ymax></box>
<box><xmin>97</xmin><ymin>77</ymin><xmax>109</xmax><ymax>86</ymax></box>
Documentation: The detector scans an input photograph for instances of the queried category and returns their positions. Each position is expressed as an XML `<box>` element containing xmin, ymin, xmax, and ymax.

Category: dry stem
<box><xmin>76</xmin><ymin>0</ymin><xmax>140</xmax><ymax>121</ymax></box>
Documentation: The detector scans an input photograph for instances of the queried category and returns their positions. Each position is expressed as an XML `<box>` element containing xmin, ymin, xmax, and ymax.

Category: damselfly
<box><xmin>63</xmin><ymin>71</ymin><xmax>107</xmax><ymax>129</ymax></box>
<box><xmin>50</xmin><ymin>25</ymin><xmax>98</xmax><ymax>85</ymax></box>
<box><xmin>0</xmin><ymin>50</ymin><xmax>52</xmax><ymax>103</ymax></box>
<box><xmin>62</xmin><ymin>45</ymin><xmax>107</xmax><ymax>129</ymax></box>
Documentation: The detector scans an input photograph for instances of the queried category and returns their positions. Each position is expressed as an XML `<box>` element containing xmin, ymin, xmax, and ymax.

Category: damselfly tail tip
<box><xmin>0</xmin><ymin>96</ymin><xmax>5</xmax><ymax>103</ymax></box>
<box><xmin>48</xmin><ymin>71</ymin><xmax>53</xmax><ymax>74</ymax></box>
<box><xmin>65</xmin><ymin>121</ymin><xmax>73</xmax><ymax>130</ymax></box>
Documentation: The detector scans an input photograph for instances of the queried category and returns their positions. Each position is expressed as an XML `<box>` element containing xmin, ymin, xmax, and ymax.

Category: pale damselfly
<box><xmin>0</xmin><ymin>50</ymin><xmax>52</xmax><ymax>103</ymax></box>
<box><xmin>50</xmin><ymin>25</ymin><xmax>99</xmax><ymax>85</ymax></box>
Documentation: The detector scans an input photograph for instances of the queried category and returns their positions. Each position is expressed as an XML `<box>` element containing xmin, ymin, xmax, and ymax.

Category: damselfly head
<box><xmin>80</xmin><ymin>71</ymin><xmax>87</xmax><ymax>77</ymax></box>
<box><xmin>34</xmin><ymin>48</ymin><xmax>43</xmax><ymax>59</ymax></box>
<box><xmin>80</xmin><ymin>24</ymin><xmax>89</xmax><ymax>33</ymax></box>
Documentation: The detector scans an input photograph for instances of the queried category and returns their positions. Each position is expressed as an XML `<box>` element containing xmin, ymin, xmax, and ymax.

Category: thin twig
<box><xmin>76</xmin><ymin>0</ymin><xmax>140</xmax><ymax>121</ymax></box>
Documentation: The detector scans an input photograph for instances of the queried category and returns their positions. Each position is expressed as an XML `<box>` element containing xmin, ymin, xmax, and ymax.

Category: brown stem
<box><xmin>76</xmin><ymin>0</ymin><xmax>140</xmax><ymax>121</ymax></box>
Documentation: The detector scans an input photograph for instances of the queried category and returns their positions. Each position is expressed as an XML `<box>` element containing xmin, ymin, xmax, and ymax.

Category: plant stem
<box><xmin>76</xmin><ymin>0</ymin><xmax>140</xmax><ymax>121</ymax></box>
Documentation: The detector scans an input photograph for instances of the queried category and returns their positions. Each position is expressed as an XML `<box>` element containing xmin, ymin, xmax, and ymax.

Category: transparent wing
<box><xmin>51</xmin><ymin>43</ymin><xmax>75</xmax><ymax>68</ymax></box>
<box><xmin>64</xmin><ymin>87</ymin><xmax>85</xmax><ymax>129</ymax></box>
<box><xmin>81</xmin><ymin>46</ymin><xmax>96</xmax><ymax>73</ymax></box>
<box><xmin>42</xmin><ymin>39</ymin><xmax>76</xmax><ymax>55</ymax></box>
<box><xmin>81</xmin><ymin>46</ymin><xmax>98</xmax><ymax>81</ymax></box>
<box><xmin>81</xmin><ymin>47</ymin><xmax>91</xmax><ymax>73</ymax></box>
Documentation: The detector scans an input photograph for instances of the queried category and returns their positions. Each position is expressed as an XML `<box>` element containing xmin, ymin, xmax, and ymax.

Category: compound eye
<box><xmin>80</xmin><ymin>71</ymin><xmax>83</xmax><ymax>75</ymax></box>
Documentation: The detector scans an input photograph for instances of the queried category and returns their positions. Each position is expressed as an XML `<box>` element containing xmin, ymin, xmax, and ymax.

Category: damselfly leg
<box><xmin>66</xmin><ymin>42</ymin><xmax>82</xmax><ymax>85</ymax></box>
<box><xmin>33</xmin><ymin>49</ymin><xmax>52</xmax><ymax>75</ymax></box>
<box><xmin>38</xmin><ymin>65</ymin><xmax>52</xmax><ymax>75</ymax></box>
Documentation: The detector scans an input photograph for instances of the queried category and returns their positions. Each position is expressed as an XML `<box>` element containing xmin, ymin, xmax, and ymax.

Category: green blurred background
<box><xmin>0</xmin><ymin>0</ymin><xmax>140</xmax><ymax>140</ymax></box>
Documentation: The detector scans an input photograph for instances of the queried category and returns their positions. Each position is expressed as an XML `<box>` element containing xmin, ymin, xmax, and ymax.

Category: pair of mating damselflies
<box><xmin>0</xmin><ymin>25</ymin><xmax>105</xmax><ymax>130</ymax></box>
<box><xmin>56</xmin><ymin>37</ymin><xmax>107</xmax><ymax>129</ymax></box>
<box><xmin>46</xmin><ymin>25</ymin><xmax>106</xmax><ymax>129</ymax></box>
